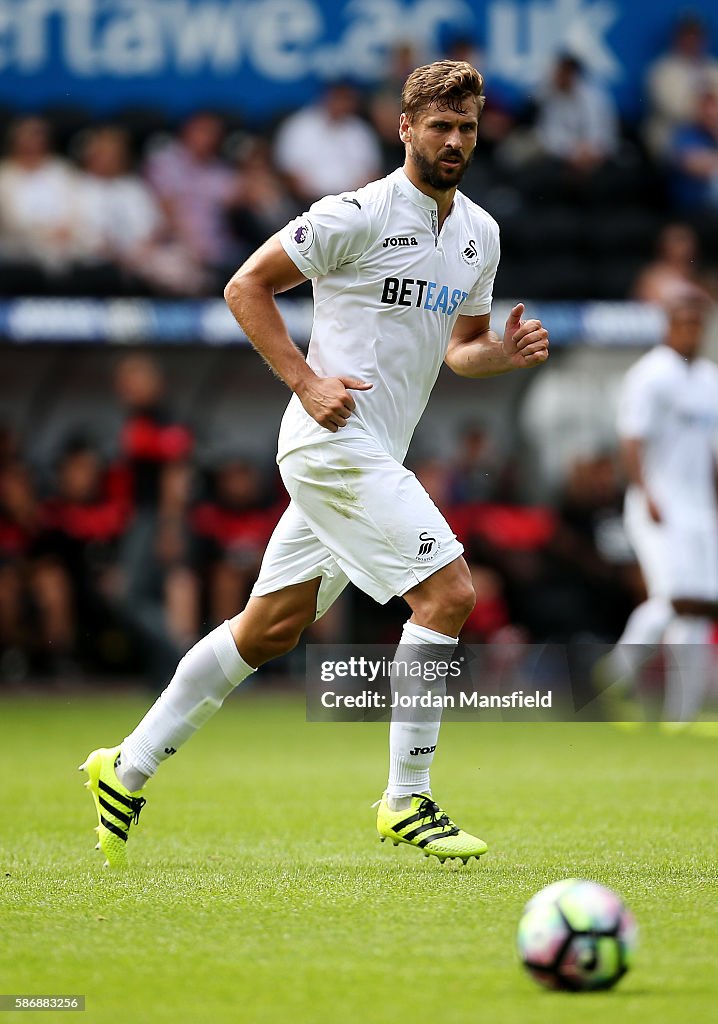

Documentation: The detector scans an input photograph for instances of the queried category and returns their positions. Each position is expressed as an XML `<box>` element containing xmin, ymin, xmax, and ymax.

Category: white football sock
<box><xmin>608</xmin><ymin>597</ymin><xmax>673</xmax><ymax>682</ymax></box>
<box><xmin>116</xmin><ymin>621</ymin><xmax>255</xmax><ymax>788</ymax></box>
<box><xmin>387</xmin><ymin>621</ymin><xmax>457</xmax><ymax>808</ymax></box>
<box><xmin>663</xmin><ymin>616</ymin><xmax>713</xmax><ymax>723</ymax></box>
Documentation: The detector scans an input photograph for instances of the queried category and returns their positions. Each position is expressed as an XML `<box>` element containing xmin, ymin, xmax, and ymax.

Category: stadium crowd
<box><xmin>2</xmin><ymin>13</ymin><xmax>718</xmax><ymax>683</ymax></box>
<box><xmin>1</xmin><ymin>14</ymin><xmax>718</xmax><ymax>303</ymax></box>
<box><xmin>0</xmin><ymin>351</ymin><xmax>642</xmax><ymax>684</ymax></box>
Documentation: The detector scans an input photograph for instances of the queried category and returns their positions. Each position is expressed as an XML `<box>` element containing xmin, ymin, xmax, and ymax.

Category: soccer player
<box><xmin>605</xmin><ymin>292</ymin><xmax>718</xmax><ymax>724</ymax></box>
<box><xmin>80</xmin><ymin>61</ymin><xmax>549</xmax><ymax>867</ymax></box>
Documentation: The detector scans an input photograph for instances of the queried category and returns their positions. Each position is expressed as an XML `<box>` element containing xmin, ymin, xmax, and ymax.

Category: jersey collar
<box><xmin>663</xmin><ymin>343</ymin><xmax>694</xmax><ymax>367</ymax></box>
<box><xmin>392</xmin><ymin>168</ymin><xmax>441</xmax><ymax>211</ymax></box>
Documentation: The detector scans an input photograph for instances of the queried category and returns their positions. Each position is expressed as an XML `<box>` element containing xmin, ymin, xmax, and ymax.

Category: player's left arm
<box><xmin>445</xmin><ymin>304</ymin><xmax>549</xmax><ymax>378</ymax></box>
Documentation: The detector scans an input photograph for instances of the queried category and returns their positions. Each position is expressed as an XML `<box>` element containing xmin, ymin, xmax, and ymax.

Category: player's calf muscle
<box><xmin>229</xmin><ymin>585</ymin><xmax>319</xmax><ymax>666</ymax></box>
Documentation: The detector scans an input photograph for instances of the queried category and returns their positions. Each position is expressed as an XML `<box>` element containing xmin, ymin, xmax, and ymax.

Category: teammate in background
<box><xmin>80</xmin><ymin>62</ymin><xmax>549</xmax><ymax>867</ymax></box>
<box><xmin>603</xmin><ymin>293</ymin><xmax>718</xmax><ymax>726</ymax></box>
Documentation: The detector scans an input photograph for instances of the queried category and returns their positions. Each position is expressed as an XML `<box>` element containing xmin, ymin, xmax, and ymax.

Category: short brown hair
<box><xmin>401</xmin><ymin>60</ymin><xmax>485</xmax><ymax>122</ymax></box>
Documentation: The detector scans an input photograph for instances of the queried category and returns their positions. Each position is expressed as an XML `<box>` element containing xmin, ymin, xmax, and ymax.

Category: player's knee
<box><xmin>448</xmin><ymin>578</ymin><xmax>476</xmax><ymax>624</ymax></box>
<box><xmin>412</xmin><ymin>576</ymin><xmax>475</xmax><ymax>631</ymax></box>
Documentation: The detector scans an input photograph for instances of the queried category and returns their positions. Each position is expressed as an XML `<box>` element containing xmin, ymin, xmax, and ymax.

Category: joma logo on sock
<box><xmin>164</xmin><ymin>747</ymin><xmax>177</xmax><ymax>756</ymax></box>
<box><xmin>409</xmin><ymin>745</ymin><xmax>436</xmax><ymax>755</ymax></box>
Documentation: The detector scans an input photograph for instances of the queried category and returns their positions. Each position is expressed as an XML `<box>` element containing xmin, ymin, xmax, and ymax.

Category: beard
<box><xmin>409</xmin><ymin>142</ymin><xmax>473</xmax><ymax>190</ymax></box>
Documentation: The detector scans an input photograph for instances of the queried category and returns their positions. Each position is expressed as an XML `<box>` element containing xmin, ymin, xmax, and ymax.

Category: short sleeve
<box><xmin>461</xmin><ymin>222</ymin><xmax>500</xmax><ymax>316</ymax></box>
<box><xmin>616</xmin><ymin>364</ymin><xmax>657</xmax><ymax>440</ymax></box>
<box><xmin>279</xmin><ymin>195</ymin><xmax>372</xmax><ymax>279</ymax></box>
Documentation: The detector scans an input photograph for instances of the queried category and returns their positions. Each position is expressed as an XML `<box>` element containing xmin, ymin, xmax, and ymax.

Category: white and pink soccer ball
<box><xmin>517</xmin><ymin>879</ymin><xmax>638</xmax><ymax>991</ymax></box>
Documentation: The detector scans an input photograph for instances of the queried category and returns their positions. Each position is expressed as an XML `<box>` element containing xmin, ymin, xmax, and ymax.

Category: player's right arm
<box><xmin>224</xmin><ymin>236</ymin><xmax>371</xmax><ymax>432</ymax></box>
<box><xmin>617</xmin><ymin>363</ymin><xmax>662</xmax><ymax>523</ymax></box>
<box><xmin>620</xmin><ymin>438</ymin><xmax>661</xmax><ymax>522</ymax></box>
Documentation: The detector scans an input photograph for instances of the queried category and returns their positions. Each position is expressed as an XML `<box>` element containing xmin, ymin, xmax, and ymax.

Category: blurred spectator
<box><xmin>115</xmin><ymin>355</ymin><xmax>197</xmax><ymax>682</ymax></box>
<box><xmin>274</xmin><ymin>82</ymin><xmax>381</xmax><ymax>201</ymax></box>
<box><xmin>450</xmin><ymin>500</ymin><xmax>559</xmax><ymax>639</ymax></box>
<box><xmin>378</xmin><ymin>42</ymin><xmax>422</xmax><ymax>95</ymax></box>
<box><xmin>443</xmin><ymin>34</ymin><xmax>520</xmax><ymax>142</ymax></box>
<box><xmin>668</xmin><ymin>88</ymin><xmax>718</xmax><ymax>211</ymax></box>
<box><xmin>448</xmin><ymin>423</ymin><xmax>502</xmax><ymax>504</ymax></box>
<box><xmin>76</xmin><ymin>126</ymin><xmax>205</xmax><ymax>295</ymax></box>
<box><xmin>367</xmin><ymin>88</ymin><xmax>405</xmax><ymax>177</ymax></box>
<box><xmin>645</xmin><ymin>13</ymin><xmax>718</xmax><ymax>157</ymax></box>
<box><xmin>0</xmin><ymin>423</ymin><xmax>21</xmax><ymax>469</ymax></box>
<box><xmin>409</xmin><ymin>450</ymin><xmax>512</xmax><ymax>642</ymax></box>
<box><xmin>443</xmin><ymin>35</ymin><xmax>484</xmax><ymax>76</ymax></box>
<box><xmin>145</xmin><ymin>112</ymin><xmax>239</xmax><ymax>278</ymax></box>
<box><xmin>461</xmin><ymin>564</ymin><xmax>510</xmax><ymax>642</ymax></box>
<box><xmin>191</xmin><ymin>458</ymin><xmax>284</xmax><ymax>627</ymax></box>
<box><xmin>551</xmin><ymin>453</ymin><xmax>639</xmax><ymax>638</ymax></box>
<box><xmin>31</xmin><ymin>439</ymin><xmax>130</xmax><ymax>671</ymax></box>
<box><xmin>412</xmin><ymin>457</ymin><xmax>451</xmax><ymax>508</ymax></box>
<box><xmin>0</xmin><ymin>456</ymin><xmax>38</xmax><ymax>671</ymax></box>
<box><xmin>229</xmin><ymin>138</ymin><xmax>298</xmax><ymax>252</ymax></box>
<box><xmin>632</xmin><ymin>222</ymin><xmax>708</xmax><ymax>304</ymax></box>
<box><xmin>367</xmin><ymin>44</ymin><xmax>423</xmax><ymax>176</ymax></box>
<box><xmin>534</xmin><ymin>54</ymin><xmax>619</xmax><ymax>172</ymax></box>
<box><xmin>0</xmin><ymin>117</ymin><xmax>81</xmax><ymax>285</ymax></box>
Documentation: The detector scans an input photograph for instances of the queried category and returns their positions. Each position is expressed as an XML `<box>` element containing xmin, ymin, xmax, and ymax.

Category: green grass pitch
<box><xmin>1</xmin><ymin>691</ymin><xmax>716</xmax><ymax>1024</ymax></box>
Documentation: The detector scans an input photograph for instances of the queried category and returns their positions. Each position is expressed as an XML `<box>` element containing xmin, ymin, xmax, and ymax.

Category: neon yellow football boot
<box><xmin>376</xmin><ymin>793</ymin><xmax>487</xmax><ymax>863</ymax></box>
<box><xmin>78</xmin><ymin>746</ymin><xmax>146</xmax><ymax>868</ymax></box>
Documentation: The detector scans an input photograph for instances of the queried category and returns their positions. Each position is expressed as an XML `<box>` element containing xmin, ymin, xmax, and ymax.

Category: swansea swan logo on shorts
<box><xmin>292</xmin><ymin>219</ymin><xmax>314</xmax><ymax>254</ymax></box>
<box><xmin>416</xmin><ymin>530</ymin><xmax>439</xmax><ymax>561</ymax></box>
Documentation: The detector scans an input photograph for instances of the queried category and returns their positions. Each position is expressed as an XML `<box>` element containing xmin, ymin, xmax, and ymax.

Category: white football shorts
<box><xmin>251</xmin><ymin>432</ymin><xmax>464</xmax><ymax>618</ymax></box>
<box><xmin>624</xmin><ymin>487</ymin><xmax>718</xmax><ymax>601</ymax></box>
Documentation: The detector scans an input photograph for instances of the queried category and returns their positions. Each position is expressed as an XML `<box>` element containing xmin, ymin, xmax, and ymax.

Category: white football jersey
<box><xmin>617</xmin><ymin>344</ymin><xmax>718</xmax><ymax>519</ymax></box>
<box><xmin>276</xmin><ymin>168</ymin><xmax>500</xmax><ymax>463</ymax></box>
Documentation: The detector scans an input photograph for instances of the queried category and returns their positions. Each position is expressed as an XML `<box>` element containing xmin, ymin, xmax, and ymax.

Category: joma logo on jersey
<box><xmin>382</xmin><ymin>235</ymin><xmax>418</xmax><ymax>247</ymax></box>
<box><xmin>381</xmin><ymin>277</ymin><xmax>468</xmax><ymax>315</ymax></box>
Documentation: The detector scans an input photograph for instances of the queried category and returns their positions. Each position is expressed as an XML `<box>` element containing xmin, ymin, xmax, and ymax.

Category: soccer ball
<box><xmin>517</xmin><ymin>879</ymin><xmax>637</xmax><ymax>991</ymax></box>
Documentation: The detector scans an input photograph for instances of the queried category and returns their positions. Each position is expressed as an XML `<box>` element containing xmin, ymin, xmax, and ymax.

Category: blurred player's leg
<box><xmin>605</xmin><ymin>596</ymin><xmax>672</xmax><ymax>685</ymax></box>
<box><xmin>595</xmin><ymin>598</ymin><xmax>672</xmax><ymax>724</ymax></box>
<box><xmin>663</xmin><ymin>615</ymin><xmax>713</xmax><ymax>725</ymax></box>
<box><xmin>660</xmin><ymin>523</ymin><xmax>718</xmax><ymax>726</ymax></box>
<box><xmin>598</xmin><ymin>489</ymin><xmax>673</xmax><ymax>719</ymax></box>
